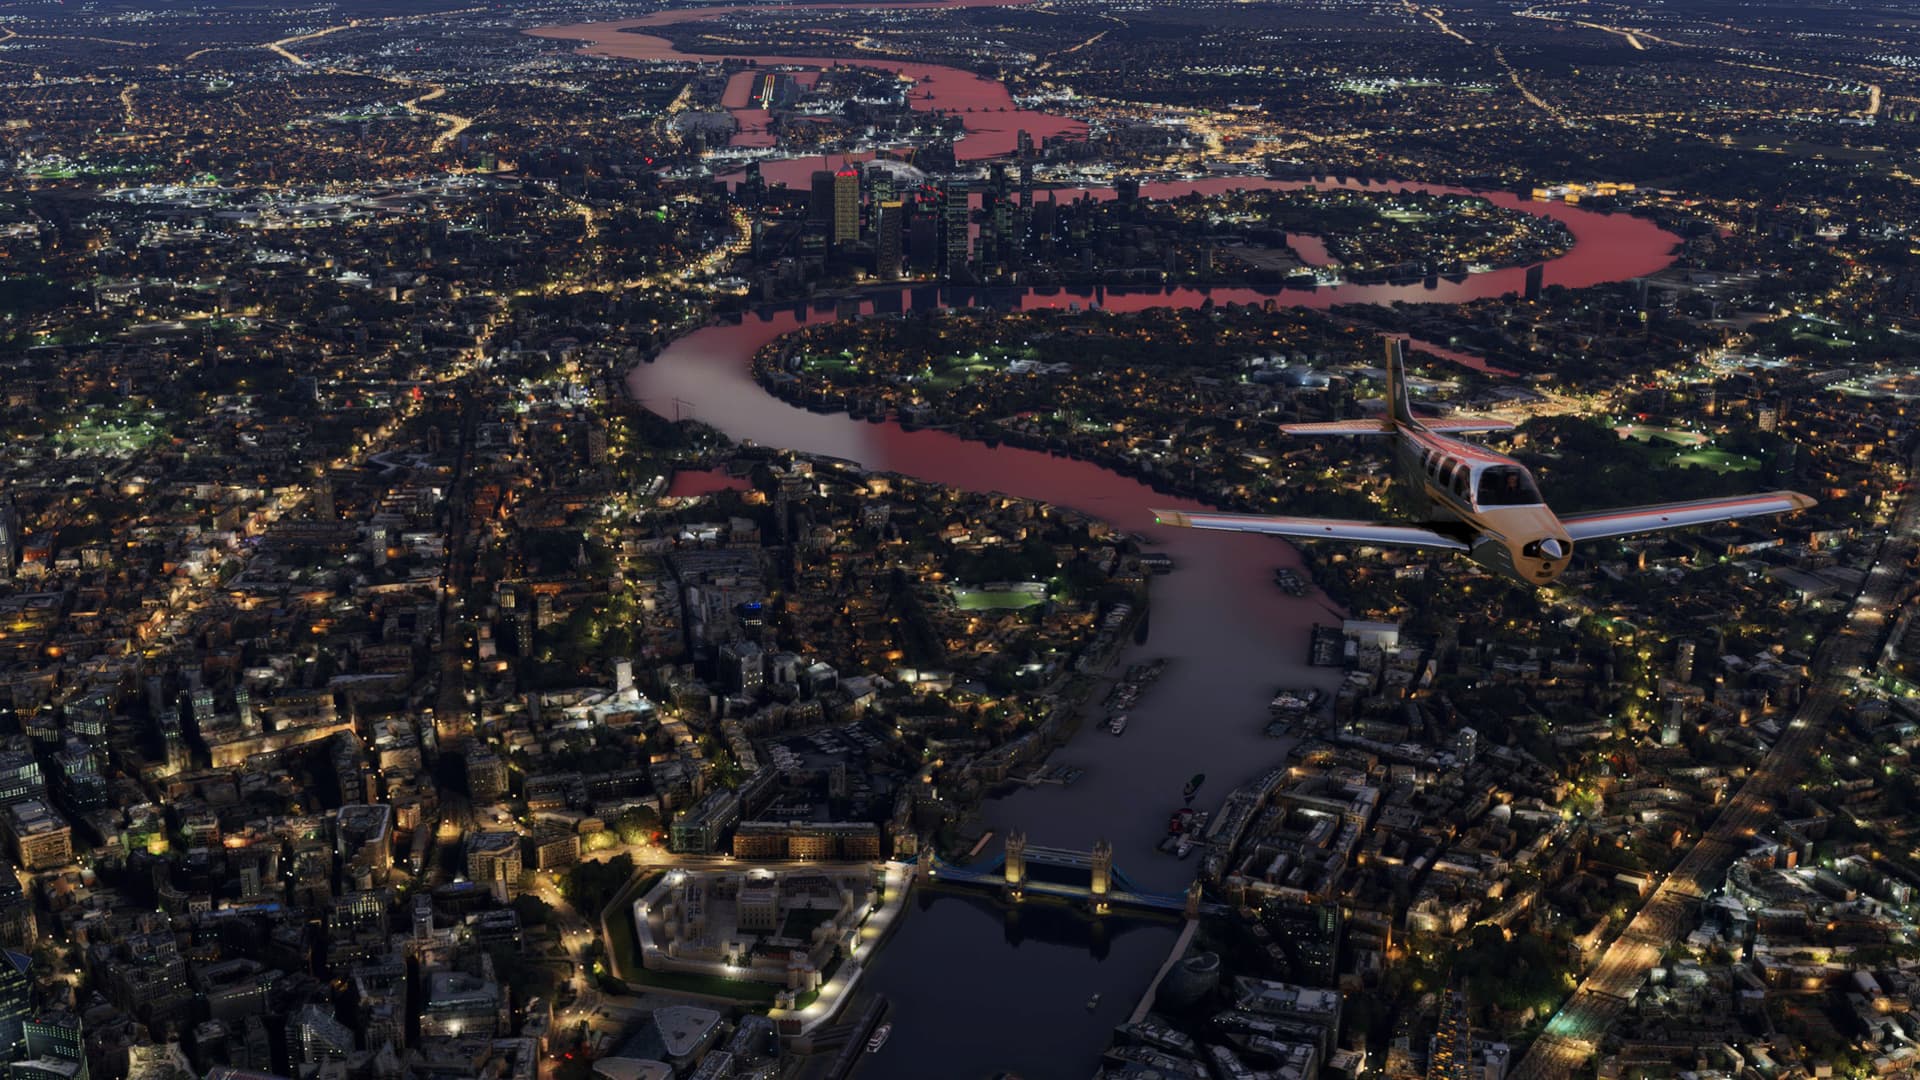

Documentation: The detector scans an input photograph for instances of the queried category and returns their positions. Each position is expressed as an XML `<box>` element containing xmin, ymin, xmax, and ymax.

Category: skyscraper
<box><xmin>943</xmin><ymin>181</ymin><xmax>970</xmax><ymax>279</ymax></box>
<box><xmin>833</xmin><ymin>167</ymin><xmax>861</xmax><ymax>246</ymax></box>
<box><xmin>740</xmin><ymin>161</ymin><xmax>766</xmax><ymax>210</ymax></box>
<box><xmin>877</xmin><ymin>200</ymin><xmax>904</xmax><ymax>279</ymax></box>
<box><xmin>0</xmin><ymin>497</ymin><xmax>17</xmax><ymax>582</ymax></box>
<box><xmin>1016</xmin><ymin>128</ymin><xmax>1035</xmax><ymax>210</ymax></box>
<box><xmin>868</xmin><ymin>166</ymin><xmax>894</xmax><ymax>236</ymax></box>
<box><xmin>808</xmin><ymin>169</ymin><xmax>836</xmax><ymax>224</ymax></box>
<box><xmin>909</xmin><ymin>214</ymin><xmax>938</xmax><ymax>274</ymax></box>
<box><xmin>985</xmin><ymin>163</ymin><xmax>1013</xmax><ymax>271</ymax></box>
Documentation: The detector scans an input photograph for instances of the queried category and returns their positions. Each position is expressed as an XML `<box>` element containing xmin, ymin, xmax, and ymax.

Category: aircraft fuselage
<box><xmin>1392</xmin><ymin>424</ymin><xmax>1574</xmax><ymax>585</ymax></box>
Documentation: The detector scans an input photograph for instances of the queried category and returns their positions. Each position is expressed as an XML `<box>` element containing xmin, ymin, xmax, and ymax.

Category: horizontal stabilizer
<box><xmin>1151</xmin><ymin>509</ymin><xmax>1471</xmax><ymax>551</ymax></box>
<box><xmin>1278</xmin><ymin>419</ymin><xmax>1396</xmax><ymax>436</ymax></box>
<box><xmin>1559</xmin><ymin>491</ymin><xmax>1817</xmax><ymax>543</ymax></box>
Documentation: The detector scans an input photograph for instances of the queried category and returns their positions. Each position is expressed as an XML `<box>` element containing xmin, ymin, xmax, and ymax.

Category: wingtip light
<box><xmin>1151</xmin><ymin>509</ymin><xmax>1191</xmax><ymax>528</ymax></box>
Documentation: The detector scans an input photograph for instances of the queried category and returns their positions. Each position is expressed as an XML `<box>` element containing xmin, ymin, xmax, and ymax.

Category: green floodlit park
<box><xmin>1614</xmin><ymin>425</ymin><xmax>1760</xmax><ymax>473</ymax></box>
<box><xmin>951</xmin><ymin>584</ymin><xmax>1049</xmax><ymax>610</ymax></box>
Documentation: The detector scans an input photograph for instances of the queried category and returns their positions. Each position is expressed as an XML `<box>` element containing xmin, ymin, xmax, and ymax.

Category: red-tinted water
<box><xmin>713</xmin><ymin>166</ymin><xmax>1670</xmax><ymax>298</ymax></box>
<box><xmin>627</xmin><ymin>183</ymin><xmax>1674</xmax><ymax>885</ymax></box>
<box><xmin>629</xmin><ymin>180</ymin><xmax>1675</xmax><ymax>899</ymax></box>
<box><xmin>665</xmin><ymin>468</ymin><xmax>750</xmax><ymax>497</ymax></box>
<box><xmin>1405</xmin><ymin>337</ymin><xmax>1518</xmax><ymax>377</ymax></box>
<box><xmin>1286</xmin><ymin>233</ymin><xmax>1333</xmax><ymax>267</ymax></box>
<box><xmin>528</xmin><ymin>0</ymin><xmax>1084</xmax><ymax>159</ymax></box>
<box><xmin>537</xmin><ymin>6</ymin><xmax>1683</xmax><ymax>1069</ymax></box>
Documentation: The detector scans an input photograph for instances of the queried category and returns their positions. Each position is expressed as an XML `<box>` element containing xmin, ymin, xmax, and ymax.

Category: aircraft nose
<box><xmin>1538</xmin><ymin>538</ymin><xmax>1565</xmax><ymax>560</ymax></box>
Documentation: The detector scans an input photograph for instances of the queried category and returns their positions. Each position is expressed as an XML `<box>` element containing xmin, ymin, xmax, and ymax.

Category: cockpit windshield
<box><xmin>1476</xmin><ymin>465</ymin><xmax>1543</xmax><ymax>507</ymax></box>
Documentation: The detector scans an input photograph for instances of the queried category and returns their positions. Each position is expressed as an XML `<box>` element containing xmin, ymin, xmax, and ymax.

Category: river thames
<box><xmin>530</xmin><ymin>7</ymin><xmax>1682</xmax><ymax>1073</ymax></box>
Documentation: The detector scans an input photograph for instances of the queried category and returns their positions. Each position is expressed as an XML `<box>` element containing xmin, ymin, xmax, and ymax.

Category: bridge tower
<box><xmin>1089</xmin><ymin>839</ymin><xmax>1113</xmax><ymax>897</ymax></box>
<box><xmin>1185</xmin><ymin>879</ymin><xmax>1203</xmax><ymax>920</ymax></box>
<box><xmin>1004</xmin><ymin>831</ymin><xmax>1026</xmax><ymax>890</ymax></box>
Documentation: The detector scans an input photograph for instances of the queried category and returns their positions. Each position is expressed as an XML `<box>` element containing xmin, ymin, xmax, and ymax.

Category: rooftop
<box><xmin>652</xmin><ymin>1006</ymin><xmax>721</xmax><ymax>1059</ymax></box>
<box><xmin>467</xmin><ymin>831</ymin><xmax>518</xmax><ymax>855</ymax></box>
<box><xmin>4</xmin><ymin>799</ymin><xmax>65</xmax><ymax>837</ymax></box>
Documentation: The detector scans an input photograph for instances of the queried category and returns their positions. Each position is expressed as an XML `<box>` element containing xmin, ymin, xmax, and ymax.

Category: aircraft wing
<box><xmin>1419</xmin><ymin>418</ymin><xmax>1516</xmax><ymax>435</ymax></box>
<box><xmin>1558</xmin><ymin>491</ymin><xmax>1817</xmax><ymax>543</ymax></box>
<box><xmin>1151</xmin><ymin>509</ymin><xmax>1472</xmax><ymax>551</ymax></box>
<box><xmin>1278</xmin><ymin>419</ymin><xmax>1395</xmax><ymax>435</ymax></box>
<box><xmin>1278</xmin><ymin>418</ymin><xmax>1514</xmax><ymax>435</ymax></box>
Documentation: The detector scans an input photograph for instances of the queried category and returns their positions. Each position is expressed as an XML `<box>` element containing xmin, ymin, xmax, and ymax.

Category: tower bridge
<box><xmin>918</xmin><ymin>831</ymin><xmax>1226</xmax><ymax>918</ymax></box>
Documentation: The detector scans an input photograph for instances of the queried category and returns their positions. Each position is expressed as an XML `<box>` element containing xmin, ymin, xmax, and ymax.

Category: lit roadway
<box><xmin>1493</xmin><ymin>45</ymin><xmax>1572</xmax><ymax>128</ymax></box>
<box><xmin>1032</xmin><ymin>5</ymin><xmax>1129</xmax><ymax>72</ymax></box>
<box><xmin>1391</xmin><ymin>1</ymin><xmax>1581</xmax><ymax>130</ymax></box>
<box><xmin>248</xmin><ymin>8</ymin><xmax>488</xmax><ymax>66</ymax></box>
<box><xmin>1514</xmin><ymin>8</ymin><xmax>1687</xmax><ymax>53</ymax></box>
<box><xmin>1511</xmin><ymin>442</ymin><xmax>1920</xmax><ymax>1080</ymax></box>
<box><xmin>1574</xmin><ymin>20</ymin><xmax>1644</xmax><ymax>51</ymax></box>
<box><xmin>1513</xmin><ymin>7</ymin><xmax>1882</xmax><ymax>119</ymax></box>
<box><xmin>207</xmin><ymin>10</ymin><xmax>484</xmax><ymax>153</ymax></box>
<box><xmin>531</xmin><ymin>868</ymin><xmax>609</xmax><ymax>1080</ymax></box>
<box><xmin>1716</xmin><ymin>60</ymin><xmax>1883</xmax><ymax>120</ymax></box>
<box><xmin>1401</xmin><ymin>0</ymin><xmax>1474</xmax><ymax>46</ymax></box>
<box><xmin>265</xmin><ymin>22</ymin><xmax>355</xmax><ymax>67</ymax></box>
<box><xmin>530</xmin><ymin>873</ymin><xmax>598</xmax><ymax>994</ymax></box>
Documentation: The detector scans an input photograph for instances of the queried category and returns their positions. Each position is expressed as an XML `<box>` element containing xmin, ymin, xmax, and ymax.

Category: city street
<box><xmin>1514</xmin><ymin>443</ymin><xmax>1920</xmax><ymax>1080</ymax></box>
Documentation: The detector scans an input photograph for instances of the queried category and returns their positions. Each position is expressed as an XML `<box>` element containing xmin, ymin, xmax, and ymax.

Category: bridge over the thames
<box><xmin>918</xmin><ymin>832</ymin><xmax>1225</xmax><ymax>917</ymax></box>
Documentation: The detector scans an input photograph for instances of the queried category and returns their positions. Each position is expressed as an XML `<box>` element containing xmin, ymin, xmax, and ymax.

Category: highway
<box><xmin>1511</xmin><ymin>443</ymin><xmax>1919</xmax><ymax>1080</ymax></box>
<box><xmin>1493</xmin><ymin>45</ymin><xmax>1573</xmax><ymax>128</ymax></box>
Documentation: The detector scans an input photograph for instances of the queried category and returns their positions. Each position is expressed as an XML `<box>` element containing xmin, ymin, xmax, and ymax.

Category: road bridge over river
<box><xmin>921</xmin><ymin>835</ymin><xmax>1225</xmax><ymax>917</ymax></box>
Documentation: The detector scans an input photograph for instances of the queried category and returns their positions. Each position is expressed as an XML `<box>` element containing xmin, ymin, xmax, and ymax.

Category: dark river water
<box><xmin>532</xmin><ymin>8</ymin><xmax>1680</xmax><ymax>1075</ymax></box>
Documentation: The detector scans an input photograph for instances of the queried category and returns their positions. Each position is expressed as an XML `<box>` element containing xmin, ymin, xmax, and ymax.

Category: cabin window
<box><xmin>1476</xmin><ymin>465</ymin><xmax>1543</xmax><ymax>507</ymax></box>
<box><xmin>1451</xmin><ymin>468</ymin><xmax>1470</xmax><ymax>500</ymax></box>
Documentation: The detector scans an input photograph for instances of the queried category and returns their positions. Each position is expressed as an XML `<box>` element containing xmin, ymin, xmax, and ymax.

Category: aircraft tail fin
<box><xmin>1384</xmin><ymin>337</ymin><xmax>1415</xmax><ymax>427</ymax></box>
